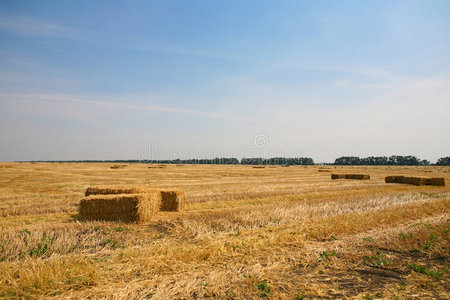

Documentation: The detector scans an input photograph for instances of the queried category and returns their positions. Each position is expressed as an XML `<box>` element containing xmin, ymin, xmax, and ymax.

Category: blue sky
<box><xmin>0</xmin><ymin>0</ymin><xmax>449</xmax><ymax>162</ymax></box>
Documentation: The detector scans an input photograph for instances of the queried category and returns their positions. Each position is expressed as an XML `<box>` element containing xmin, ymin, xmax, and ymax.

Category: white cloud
<box><xmin>0</xmin><ymin>16</ymin><xmax>69</xmax><ymax>36</ymax></box>
<box><xmin>0</xmin><ymin>92</ymin><xmax>246</xmax><ymax>121</ymax></box>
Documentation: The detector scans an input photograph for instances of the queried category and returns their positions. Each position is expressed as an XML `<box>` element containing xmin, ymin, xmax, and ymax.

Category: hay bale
<box><xmin>252</xmin><ymin>166</ymin><xmax>266</xmax><ymax>169</ymax></box>
<box><xmin>344</xmin><ymin>174</ymin><xmax>370</xmax><ymax>180</ymax></box>
<box><xmin>332</xmin><ymin>174</ymin><xmax>369</xmax><ymax>180</ymax></box>
<box><xmin>385</xmin><ymin>176</ymin><xmax>395</xmax><ymax>183</ymax></box>
<box><xmin>402</xmin><ymin>177</ymin><xmax>421</xmax><ymax>186</ymax></box>
<box><xmin>430</xmin><ymin>178</ymin><xmax>445</xmax><ymax>186</ymax></box>
<box><xmin>81</xmin><ymin>186</ymin><xmax>186</xmax><ymax>222</ymax></box>
<box><xmin>318</xmin><ymin>169</ymin><xmax>331</xmax><ymax>172</ymax></box>
<box><xmin>110</xmin><ymin>165</ymin><xmax>126</xmax><ymax>169</ymax></box>
<box><xmin>85</xmin><ymin>186</ymin><xmax>144</xmax><ymax>197</ymax></box>
<box><xmin>385</xmin><ymin>176</ymin><xmax>403</xmax><ymax>184</ymax></box>
<box><xmin>385</xmin><ymin>176</ymin><xmax>445</xmax><ymax>186</ymax></box>
<box><xmin>79</xmin><ymin>192</ymin><xmax>161</xmax><ymax>223</ymax></box>
<box><xmin>160</xmin><ymin>190</ymin><xmax>185</xmax><ymax>212</ymax></box>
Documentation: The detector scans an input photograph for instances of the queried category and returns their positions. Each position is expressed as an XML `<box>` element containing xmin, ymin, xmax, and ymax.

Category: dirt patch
<box><xmin>148</xmin><ymin>221</ymin><xmax>176</xmax><ymax>235</ymax></box>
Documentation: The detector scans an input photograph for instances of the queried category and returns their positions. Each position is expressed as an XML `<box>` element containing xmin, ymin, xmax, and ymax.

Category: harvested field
<box><xmin>0</xmin><ymin>163</ymin><xmax>449</xmax><ymax>299</ymax></box>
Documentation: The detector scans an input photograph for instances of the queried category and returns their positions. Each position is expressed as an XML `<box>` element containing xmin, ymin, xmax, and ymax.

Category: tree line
<box><xmin>240</xmin><ymin>157</ymin><xmax>314</xmax><ymax>165</ymax></box>
<box><xmin>21</xmin><ymin>156</ymin><xmax>450</xmax><ymax>166</ymax></box>
<box><xmin>334</xmin><ymin>156</ymin><xmax>450</xmax><ymax>166</ymax></box>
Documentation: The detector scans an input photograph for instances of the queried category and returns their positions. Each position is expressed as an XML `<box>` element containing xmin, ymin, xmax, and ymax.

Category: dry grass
<box><xmin>0</xmin><ymin>163</ymin><xmax>449</xmax><ymax>299</ymax></box>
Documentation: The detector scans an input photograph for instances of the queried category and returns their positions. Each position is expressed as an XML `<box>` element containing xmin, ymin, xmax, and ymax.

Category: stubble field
<box><xmin>0</xmin><ymin>163</ymin><xmax>449</xmax><ymax>299</ymax></box>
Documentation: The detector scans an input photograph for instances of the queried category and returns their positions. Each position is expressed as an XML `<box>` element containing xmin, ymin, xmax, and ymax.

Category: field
<box><xmin>0</xmin><ymin>163</ymin><xmax>449</xmax><ymax>299</ymax></box>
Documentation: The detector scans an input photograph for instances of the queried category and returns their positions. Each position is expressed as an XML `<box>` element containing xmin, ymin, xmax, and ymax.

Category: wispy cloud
<box><xmin>0</xmin><ymin>16</ymin><xmax>69</xmax><ymax>36</ymax></box>
<box><xmin>0</xmin><ymin>93</ymin><xmax>247</xmax><ymax>121</ymax></box>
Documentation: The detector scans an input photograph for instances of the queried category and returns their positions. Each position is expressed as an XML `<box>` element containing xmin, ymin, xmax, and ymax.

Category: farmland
<box><xmin>0</xmin><ymin>163</ymin><xmax>449</xmax><ymax>299</ymax></box>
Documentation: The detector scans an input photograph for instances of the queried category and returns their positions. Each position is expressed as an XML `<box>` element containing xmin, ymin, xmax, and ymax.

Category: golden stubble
<box><xmin>0</xmin><ymin>163</ymin><xmax>449</xmax><ymax>299</ymax></box>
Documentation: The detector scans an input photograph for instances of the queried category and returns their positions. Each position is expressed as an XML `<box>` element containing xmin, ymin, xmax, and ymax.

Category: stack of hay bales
<box><xmin>331</xmin><ymin>174</ymin><xmax>346</xmax><ymax>179</ymax></box>
<box><xmin>385</xmin><ymin>176</ymin><xmax>445</xmax><ymax>186</ymax></box>
<box><xmin>345</xmin><ymin>174</ymin><xmax>370</xmax><ymax>180</ymax></box>
<box><xmin>80</xmin><ymin>186</ymin><xmax>185</xmax><ymax>222</ymax></box>
<box><xmin>331</xmin><ymin>174</ymin><xmax>370</xmax><ymax>180</ymax></box>
<box><xmin>110</xmin><ymin>165</ymin><xmax>126</xmax><ymax>169</ymax></box>
<box><xmin>385</xmin><ymin>176</ymin><xmax>404</xmax><ymax>184</ymax></box>
<box><xmin>430</xmin><ymin>178</ymin><xmax>446</xmax><ymax>186</ymax></box>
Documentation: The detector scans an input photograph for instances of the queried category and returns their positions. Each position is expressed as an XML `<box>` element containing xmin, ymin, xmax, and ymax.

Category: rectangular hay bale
<box><xmin>402</xmin><ymin>177</ymin><xmax>422</xmax><ymax>186</ymax></box>
<box><xmin>85</xmin><ymin>186</ymin><xmax>144</xmax><ymax>197</ymax></box>
<box><xmin>79</xmin><ymin>192</ymin><xmax>161</xmax><ymax>223</ymax></box>
<box><xmin>430</xmin><ymin>178</ymin><xmax>445</xmax><ymax>186</ymax></box>
<box><xmin>344</xmin><ymin>174</ymin><xmax>370</xmax><ymax>180</ymax></box>
<box><xmin>110</xmin><ymin>165</ymin><xmax>126</xmax><ymax>169</ymax></box>
<box><xmin>385</xmin><ymin>176</ymin><xmax>445</xmax><ymax>186</ymax></box>
<box><xmin>160</xmin><ymin>190</ymin><xmax>185</xmax><ymax>212</ymax></box>
<box><xmin>385</xmin><ymin>176</ymin><xmax>404</xmax><ymax>183</ymax></box>
<box><xmin>81</xmin><ymin>186</ymin><xmax>186</xmax><ymax>222</ymax></box>
<box><xmin>332</xmin><ymin>174</ymin><xmax>369</xmax><ymax>180</ymax></box>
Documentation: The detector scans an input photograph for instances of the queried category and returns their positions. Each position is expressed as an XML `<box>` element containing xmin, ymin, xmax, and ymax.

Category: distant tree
<box><xmin>360</xmin><ymin>156</ymin><xmax>388</xmax><ymax>165</ymax></box>
<box><xmin>388</xmin><ymin>155</ymin><xmax>420</xmax><ymax>166</ymax></box>
<box><xmin>419</xmin><ymin>159</ymin><xmax>430</xmax><ymax>166</ymax></box>
<box><xmin>240</xmin><ymin>157</ymin><xmax>314</xmax><ymax>165</ymax></box>
<box><xmin>334</xmin><ymin>156</ymin><xmax>361</xmax><ymax>165</ymax></box>
<box><xmin>334</xmin><ymin>155</ymin><xmax>427</xmax><ymax>166</ymax></box>
<box><xmin>436</xmin><ymin>157</ymin><xmax>450</xmax><ymax>166</ymax></box>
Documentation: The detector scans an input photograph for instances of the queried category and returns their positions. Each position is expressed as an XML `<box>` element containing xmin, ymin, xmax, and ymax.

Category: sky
<box><xmin>0</xmin><ymin>0</ymin><xmax>449</xmax><ymax>163</ymax></box>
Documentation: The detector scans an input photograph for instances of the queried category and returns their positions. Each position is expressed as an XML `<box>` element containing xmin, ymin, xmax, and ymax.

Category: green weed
<box><xmin>255</xmin><ymin>280</ymin><xmax>271</xmax><ymax>298</ymax></box>
<box><xmin>364</xmin><ymin>249</ymin><xmax>395</xmax><ymax>267</ymax></box>
<box><xmin>408</xmin><ymin>263</ymin><xmax>443</xmax><ymax>280</ymax></box>
<box><xmin>319</xmin><ymin>250</ymin><xmax>337</xmax><ymax>262</ymax></box>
